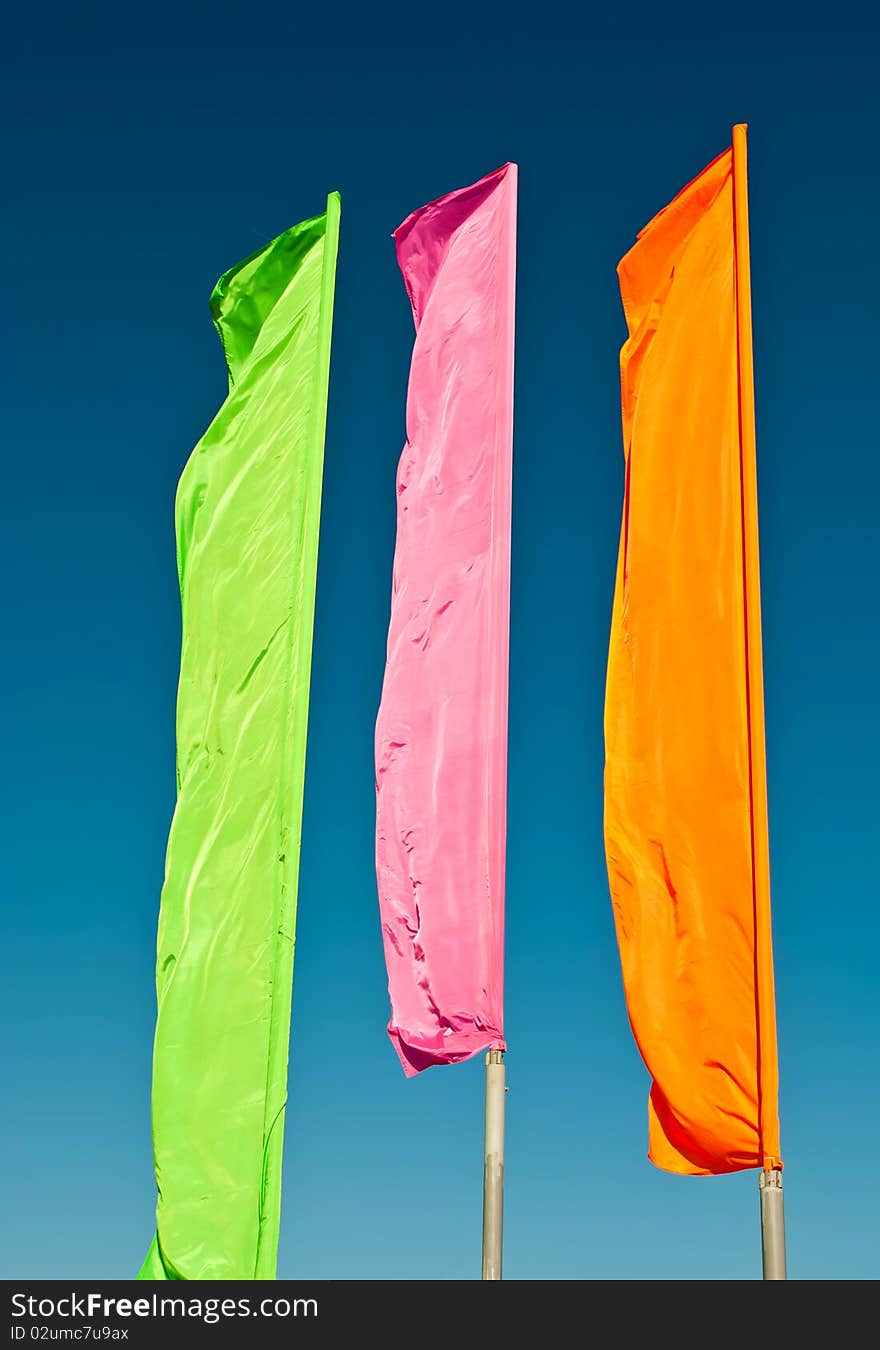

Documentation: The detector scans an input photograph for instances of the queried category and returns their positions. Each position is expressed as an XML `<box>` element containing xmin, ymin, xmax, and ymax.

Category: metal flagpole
<box><xmin>482</xmin><ymin>1049</ymin><xmax>506</xmax><ymax>1279</ymax></box>
<box><xmin>732</xmin><ymin>121</ymin><xmax>788</xmax><ymax>1283</ymax></box>
<box><xmin>759</xmin><ymin>1169</ymin><xmax>787</xmax><ymax>1280</ymax></box>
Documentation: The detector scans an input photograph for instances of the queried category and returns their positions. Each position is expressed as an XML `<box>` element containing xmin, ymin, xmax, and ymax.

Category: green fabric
<box><xmin>139</xmin><ymin>194</ymin><xmax>340</xmax><ymax>1281</ymax></box>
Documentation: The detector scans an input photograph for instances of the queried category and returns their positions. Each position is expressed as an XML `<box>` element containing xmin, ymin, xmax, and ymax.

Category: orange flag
<box><xmin>604</xmin><ymin>125</ymin><xmax>782</xmax><ymax>1175</ymax></box>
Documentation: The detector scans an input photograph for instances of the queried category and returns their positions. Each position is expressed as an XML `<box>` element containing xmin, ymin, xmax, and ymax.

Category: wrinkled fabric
<box><xmin>139</xmin><ymin>194</ymin><xmax>340</xmax><ymax>1279</ymax></box>
<box><xmin>374</xmin><ymin>165</ymin><xmax>516</xmax><ymax>1075</ymax></box>
<box><xmin>604</xmin><ymin>132</ymin><xmax>781</xmax><ymax>1175</ymax></box>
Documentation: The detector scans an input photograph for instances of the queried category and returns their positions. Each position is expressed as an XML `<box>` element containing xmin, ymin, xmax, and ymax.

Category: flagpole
<box><xmin>759</xmin><ymin>1169</ymin><xmax>786</xmax><ymax>1279</ymax></box>
<box><xmin>482</xmin><ymin>1049</ymin><xmax>505</xmax><ymax>1279</ymax></box>
<box><xmin>731</xmin><ymin>122</ymin><xmax>788</xmax><ymax>1281</ymax></box>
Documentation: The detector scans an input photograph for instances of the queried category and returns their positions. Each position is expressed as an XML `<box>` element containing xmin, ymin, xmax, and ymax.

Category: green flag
<box><xmin>139</xmin><ymin>193</ymin><xmax>340</xmax><ymax>1280</ymax></box>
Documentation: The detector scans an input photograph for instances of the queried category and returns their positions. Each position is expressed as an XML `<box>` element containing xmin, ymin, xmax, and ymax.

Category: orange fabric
<box><xmin>604</xmin><ymin>128</ymin><xmax>781</xmax><ymax>1176</ymax></box>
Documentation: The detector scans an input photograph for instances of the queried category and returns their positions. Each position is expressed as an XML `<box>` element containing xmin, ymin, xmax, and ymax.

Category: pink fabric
<box><xmin>375</xmin><ymin>164</ymin><xmax>516</xmax><ymax>1076</ymax></box>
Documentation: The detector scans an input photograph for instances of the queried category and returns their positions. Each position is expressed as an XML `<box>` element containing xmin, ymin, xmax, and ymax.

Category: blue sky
<box><xmin>3</xmin><ymin>2</ymin><xmax>878</xmax><ymax>1279</ymax></box>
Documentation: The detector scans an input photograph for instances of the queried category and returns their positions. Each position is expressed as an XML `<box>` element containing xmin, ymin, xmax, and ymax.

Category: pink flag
<box><xmin>375</xmin><ymin>164</ymin><xmax>517</xmax><ymax>1076</ymax></box>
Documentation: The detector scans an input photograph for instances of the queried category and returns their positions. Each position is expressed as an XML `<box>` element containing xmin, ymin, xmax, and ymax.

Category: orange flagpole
<box><xmin>732</xmin><ymin>121</ymin><xmax>786</xmax><ymax>1279</ymax></box>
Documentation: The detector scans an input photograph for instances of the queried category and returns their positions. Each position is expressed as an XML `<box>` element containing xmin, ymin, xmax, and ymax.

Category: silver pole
<box><xmin>481</xmin><ymin>1049</ymin><xmax>505</xmax><ymax>1280</ymax></box>
<box><xmin>759</xmin><ymin>1169</ymin><xmax>787</xmax><ymax>1280</ymax></box>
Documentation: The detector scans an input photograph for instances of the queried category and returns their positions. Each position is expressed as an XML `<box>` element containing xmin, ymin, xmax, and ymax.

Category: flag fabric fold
<box><xmin>140</xmin><ymin>193</ymin><xmax>340</xmax><ymax>1279</ymax></box>
<box><xmin>603</xmin><ymin>129</ymin><xmax>781</xmax><ymax>1175</ymax></box>
<box><xmin>374</xmin><ymin>164</ymin><xmax>516</xmax><ymax>1076</ymax></box>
